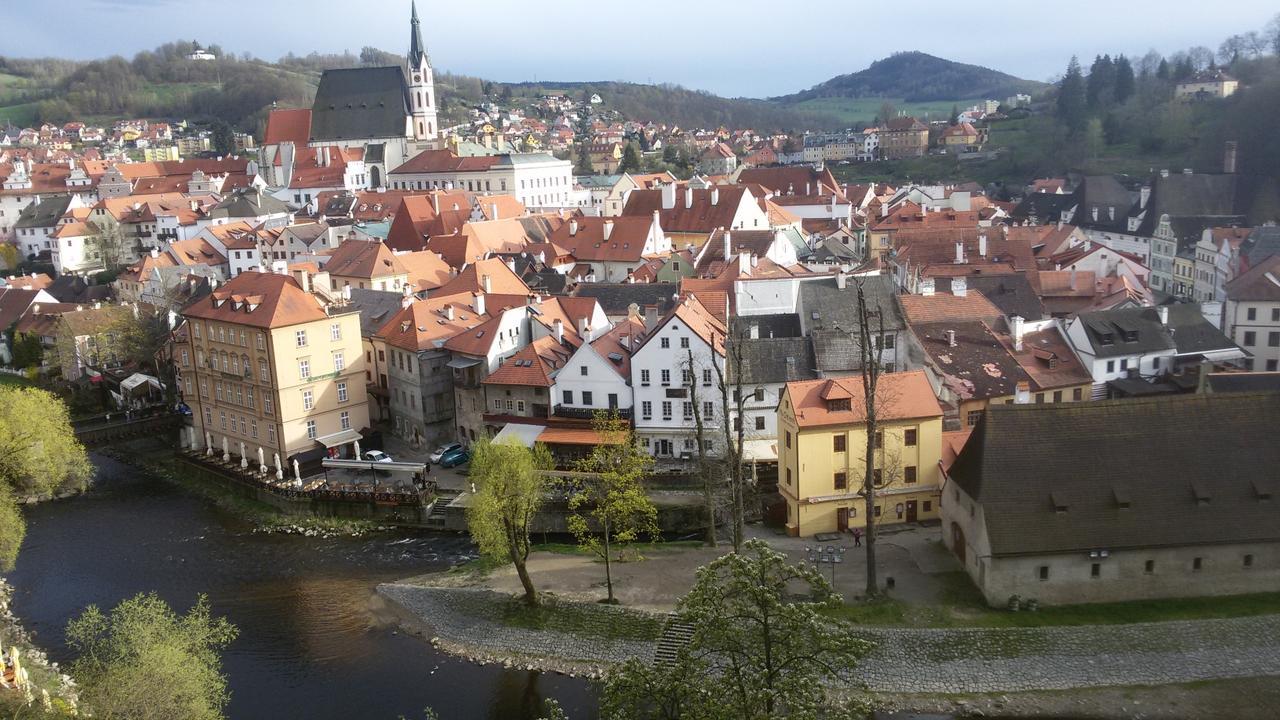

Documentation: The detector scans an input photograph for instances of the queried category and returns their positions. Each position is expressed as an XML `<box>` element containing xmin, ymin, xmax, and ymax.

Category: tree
<box><xmin>85</xmin><ymin>220</ymin><xmax>128</xmax><ymax>271</ymax></box>
<box><xmin>210</xmin><ymin>119</ymin><xmax>235</xmax><ymax>156</ymax></box>
<box><xmin>685</xmin><ymin>348</ymin><xmax>718</xmax><ymax>547</ymax></box>
<box><xmin>0</xmin><ymin>242</ymin><xmax>18</xmax><ymax>271</ymax></box>
<box><xmin>1268</xmin><ymin>13</ymin><xmax>1280</xmax><ymax>56</ymax></box>
<box><xmin>949</xmin><ymin>104</ymin><xmax>959</xmax><ymax>126</ymax></box>
<box><xmin>47</xmin><ymin>303</ymin><xmax>156</xmax><ymax>381</ymax></box>
<box><xmin>850</xmin><ymin>278</ymin><xmax>888</xmax><ymax>597</ymax></box>
<box><xmin>67</xmin><ymin>593</ymin><xmax>238</xmax><ymax>720</ymax></box>
<box><xmin>1086</xmin><ymin>54</ymin><xmax>1115</xmax><ymax>110</ymax></box>
<box><xmin>567</xmin><ymin>412</ymin><xmax>658</xmax><ymax>603</ymax></box>
<box><xmin>619</xmin><ymin>142</ymin><xmax>642</xmax><ymax>174</ymax></box>
<box><xmin>0</xmin><ymin>483</ymin><xmax>23</xmax><ymax>573</ymax></box>
<box><xmin>877</xmin><ymin>101</ymin><xmax>896</xmax><ymax>124</ymax></box>
<box><xmin>1113</xmin><ymin>55</ymin><xmax>1136</xmax><ymax>104</ymax></box>
<box><xmin>604</xmin><ymin>539</ymin><xmax>873</xmax><ymax>719</ymax></box>
<box><xmin>574</xmin><ymin>143</ymin><xmax>594</xmax><ymax>175</ymax></box>
<box><xmin>465</xmin><ymin>438</ymin><xmax>553</xmax><ymax>607</ymax></box>
<box><xmin>710</xmin><ymin>323</ymin><xmax>749</xmax><ymax>552</ymax></box>
<box><xmin>1056</xmin><ymin>56</ymin><xmax>1088</xmax><ymax>135</ymax></box>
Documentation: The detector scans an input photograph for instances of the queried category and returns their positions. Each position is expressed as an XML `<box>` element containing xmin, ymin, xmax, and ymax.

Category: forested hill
<box><xmin>775</xmin><ymin>51</ymin><xmax>1045</xmax><ymax>103</ymax></box>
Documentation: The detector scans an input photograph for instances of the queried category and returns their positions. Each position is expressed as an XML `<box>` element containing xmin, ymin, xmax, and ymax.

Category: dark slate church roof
<box><xmin>310</xmin><ymin>67</ymin><xmax>411</xmax><ymax>143</ymax></box>
<box><xmin>949</xmin><ymin>393</ymin><xmax>1280</xmax><ymax>557</ymax></box>
<box><xmin>727</xmin><ymin>337</ymin><xmax>818</xmax><ymax>385</ymax></box>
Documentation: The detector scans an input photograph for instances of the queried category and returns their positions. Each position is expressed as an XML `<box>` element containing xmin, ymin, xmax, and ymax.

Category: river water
<box><xmin>7</xmin><ymin>454</ymin><xmax>598</xmax><ymax>720</ymax></box>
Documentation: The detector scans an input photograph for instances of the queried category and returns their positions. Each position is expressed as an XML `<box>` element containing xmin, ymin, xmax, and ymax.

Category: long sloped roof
<box><xmin>950</xmin><ymin>393</ymin><xmax>1280</xmax><ymax>556</ymax></box>
<box><xmin>310</xmin><ymin>67</ymin><xmax>410</xmax><ymax>143</ymax></box>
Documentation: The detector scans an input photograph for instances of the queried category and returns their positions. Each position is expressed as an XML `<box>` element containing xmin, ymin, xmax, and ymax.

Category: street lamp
<box><xmin>805</xmin><ymin>545</ymin><xmax>847</xmax><ymax>584</ymax></box>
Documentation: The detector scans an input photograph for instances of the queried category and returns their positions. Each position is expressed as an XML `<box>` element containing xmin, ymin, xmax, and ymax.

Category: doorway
<box><xmin>951</xmin><ymin>522</ymin><xmax>966</xmax><ymax>564</ymax></box>
<box><xmin>656</xmin><ymin>439</ymin><xmax>672</xmax><ymax>457</ymax></box>
<box><xmin>836</xmin><ymin>507</ymin><xmax>849</xmax><ymax>532</ymax></box>
<box><xmin>906</xmin><ymin>500</ymin><xmax>918</xmax><ymax>523</ymax></box>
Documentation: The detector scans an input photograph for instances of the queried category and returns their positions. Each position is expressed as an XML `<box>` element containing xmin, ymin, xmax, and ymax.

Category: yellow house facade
<box><xmin>777</xmin><ymin>371</ymin><xmax>944</xmax><ymax>537</ymax></box>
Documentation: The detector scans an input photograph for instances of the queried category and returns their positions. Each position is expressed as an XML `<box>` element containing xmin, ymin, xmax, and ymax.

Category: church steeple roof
<box><xmin>408</xmin><ymin>1</ymin><xmax>429</xmax><ymax>67</ymax></box>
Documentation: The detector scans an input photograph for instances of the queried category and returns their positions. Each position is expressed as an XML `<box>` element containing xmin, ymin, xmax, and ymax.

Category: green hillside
<box><xmin>776</xmin><ymin>51</ymin><xmax>1044</xmax><ymax>105</ymax></box>
<box><xmin>792</xmin><ymin>96</ymin><xmax>986</xmax><ymax>124</ymax></box>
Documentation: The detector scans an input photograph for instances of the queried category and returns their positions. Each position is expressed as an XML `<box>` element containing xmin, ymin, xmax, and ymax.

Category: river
<box><xmin>7</xmin><ymin>453</ymin><xmax>598</xmax><ymax>720</ymax></box>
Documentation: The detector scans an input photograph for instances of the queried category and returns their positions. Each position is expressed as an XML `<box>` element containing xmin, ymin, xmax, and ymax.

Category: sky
<box><xmin>7</xmin><ymin>0</ymin><xmax>1278</xmax><ymax>97</ymax></box>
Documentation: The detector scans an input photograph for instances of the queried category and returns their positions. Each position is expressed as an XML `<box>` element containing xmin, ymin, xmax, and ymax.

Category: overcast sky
<box><xmin>8</xmin><ymin>1</ymin><xmax>1277</xmax><ymax>97</ymax></box>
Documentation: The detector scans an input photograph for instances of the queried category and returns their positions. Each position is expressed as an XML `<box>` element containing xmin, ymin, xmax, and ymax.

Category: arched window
<box><xmin>370</xmin><ymin>166</ymin><xmax>382</xmax><ymax>188</ymax></box>
<box><xmin>416</xmin><ymin>92</ymin><xmax>422</xmax><ymax>108</ymax></box>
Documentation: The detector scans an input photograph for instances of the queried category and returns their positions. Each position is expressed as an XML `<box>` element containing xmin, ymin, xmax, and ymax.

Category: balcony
<box><xmin>553</xmin><ymin>404</ymin><xmax>631</xmax><ymax>420</ymax></box>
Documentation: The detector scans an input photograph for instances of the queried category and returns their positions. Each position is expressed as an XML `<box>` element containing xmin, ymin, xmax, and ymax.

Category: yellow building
<box><xmin>180</xmin><ymin>269</ymin><xmax>371</xmax><ymax>469</ymax></box>
<box><xmin>777</xmin><ymin>371</ymin><xmax>944</xmax><ymax>537</ymax></box>
<box><xmin>142</xmin><ymin>145</ymin><xmax>181</xmax><ymax>162</ymax></box>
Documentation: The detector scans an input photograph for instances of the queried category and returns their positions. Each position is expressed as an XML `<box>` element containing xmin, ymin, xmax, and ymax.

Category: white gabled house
<box><xmin>552</xmin><ymin>313</ymin><xmax>646</xmax><ymax>417</ymax></box>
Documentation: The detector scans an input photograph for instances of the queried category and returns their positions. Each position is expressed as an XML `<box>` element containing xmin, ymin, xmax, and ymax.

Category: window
<box><xmin>834</xmin><ymin>435</ymin><xmax>847</xmax><ymax>452</ymax></box>
<box><xmin>682</xmin><ymin>369</ymin><xmax>692</xmax><ymax>384</ymax></box>
<box><xmin>966</xmin><ymin>410</ymin><xmax>983</xmax><ymax>426</ymax></box>
<box><xmin>904</xmin><ymin>429</ymin><xmax>917</xmax><ymax>446</ymax></box>
<box><xmin>582</xmin><ymin>391</ymin><xmax>593</xmax><ymax>406</ymax></box>
<box><xmin>1145</xmin><ymin>559</ymin><xmax>1155</xmax><ymax>574</ymax></box>
<box><xmin>305</xmin><ymin>420</ymin><xmax>317</xmax><ymax>439</ymax></box>
<box><xmin>264</xmin><ymin>396</ymin><xmax>273</xmax><ymax>415</ymax></box>
<box><xmin>247</xmin><ymin>388</ymin><xmax>255</xmax><ymax>408</ymax></box>
<box><xmin>785</xmin><ymin>431</ymin><xmax>792</xmax><ymax>449</ymax></box>
<box><xmin>298</xmin><ymin>359</ymin><xmax>310</xmax><ymax>380</ymax></box>
<box><xmin>1106</xmin><ymin>360</ymin><xmax>1115</xmax><ymax>373</ymax></box>
<box><xmin>333</xmin><ymin>352</ymin><xmax>345</xmax><ymax>372</ymax></box>
<box><xmin>661</xmin><ymin>401</ymin><xmax>672</xmax><ymax>418</ymax></box>
<box><xmin>641</xmin><ymin>401</ymin><xmax>652</xmax><ymax>418</ymax></box>
<box><xmin>1035</xmin><ymin>393</ymin><xmax>1045</xmax><ymax>404</ymax></box>
<box><xmin>580</xmin><ymin>365</ymin><xmax>588</xmax><ymax>376</ymax></box>
<box><xmin>699</xmin><ymin>401</ymin><xmax>711</xmax><ymax>418</ymax></box>
<box><xmin>302</xmin><ymin>389</ymin><xmax>314</xmax><ymax>410</ymax></box>
<box><xmin>1244</xmin><ymin>331</ymin><xmax>1256</xmax><ymax>347</ymax></box>
<box><xmin>1270</xmin><ymin>360</ymin><xmax>1279</xmax><ymax>372</ymax></box>
<box><xmin>181</xmin><ymin>349</ymin><xmax>190</xmax><ymax>367</ymax></box>
<box><xmin>330</xmin><ymin>323</ymin><xmax>341</xmax><ymax>341</ymax></box>
<box><xmin>1091</xmin><ymin>563</ymin><xmax>1101</xmax><ymax>578</ymax></box>
<box><xmin>872</xmin><ymin>469</ymin><xmax>883</xmax><ymax>485</ymax></box>
<box><xmin>1273</xmin><ymin>308</ymin><xmax>1280</xmax><ymax>322</ymax></box>
<box><xmin>785</xmin><ymin>468</ymin><xmax>792</xmax><ymax>485</ymax></box>
<box><xmin>337</xmin><ymin>382</ymin><xmax>348</xmax><ymax>402</ymax></box>
<box><xmin>193</xmin><ymin>324</ymin><xmax>201</xmax><ymax>339</ymax></box>
<box><xmin>640</xmin><ymin>369</ymin><xmax>650</xmax><ymax>384</ymax></box>
<box><xmin>660</xmin><ymin>337</ymin><xmax>670</xmax><ymax>349</ymax></box>
<box><xmin>340</xmin><ymin>411</ymin><xmax>350</xmax><ymax>430</ymax></box>
<box><xmin>562</xmin><ymin>390</ymin><xmax>573</xmax><ymax>404</ymax></box>
<box><xmin>834</xmin><ymin>472</ymin><xmax>847</xmax><ymax>490</ymax></box>
<box><xmin>1269</xmin><ymin>332</ymin><xmax>1280</xmax><ymax>348</ymax></box>
<box><xmin>923</xmin><ymin>501</ymin><xmax>931</xmax><ymax>512</ymax></box>
<box><xmin>1247</xmin><ymin>307</ymin><xmax>1257</xmax><ymax>321</ymax></box>
<box><xmin>904</xmin><ymin>466</ymin><xmax>917</xmax><ymax>484</ymax></box>
<box><xmin>1073</xmin><ymin>387</ymin><xmax>1083</xmax><ymax>401</ymax></box>
<box><xmin>1119</xmin><ymin>359</ymin><xmax>1128</xmax><ymax>371</ymax></box>
<box><xmin>1193</xmin><ymin>557</ymin><xmax>1203</xmax><ymax>571</ymax></box>
<box><xmin>661</xmin><ymin>369</ymin><xmax>671</xmax><ymax>384</ymax></box>
<box><xmin>754</xmin><ymin>416</ymin><xmax>765</xmax><ymax>430</ymax></box>
<box><xmin>296</xmin><ymin>329</ymin><xmax>308</xmax><ymax>347</ymax></box>
<box><xmin>257</xmin><ymin>333</ymin><xmax>265</xmax><ymax>350</ymax></box>
<box><xmin>268</xmin><ymin>426</ymin><xmax>276</xmax><ymax>444</ymax></box>
<box><xmin>702</xmin><ymin>369</ymin><xmax>712</xmax><ymax>384</ymax></box>
<box><xmin>250</xmin><ymin>421</ymin><xmax>258</xmax><ymax>439</ymax></box>
<box><xmin>1038</xmin><ymin>566</ymin><xmax>1049</xmax><ymax>581</ymax></box>
<box><xmin>874</xmin><ymin>431</ymin><xmax>883</xmax><ymax>449</ymax></box>
<box><xmin>682</xmin><ymin>401</ymin><xmax>692</xmax><ymax>419</ymax></box>
<box><xmin>219</xmin><ymin>410</ymin><xmax>226</xmax><ymax>430</ymax></box>
<box><xmin>680</xmin><ymin>337</ymin><xmax>689</xmax><ymax>349</ymax></box>
<box><xmin>1244</xmin><ymin>554</ymin><xmax>1255</xmax><ymax>568</ymax></box>
<box><xmin>218</xmin><ymin>326</ymin><xmax>225</xmax><ymax>343</ymax></box>
<box><xmin>874</xmin><ymin>505</ymin><xmax>882</xmax><ymax>517</ymax></box>
<box><xmin>261</xmin><ymin>361</ymin><xmax>270</xmax><ymax>382</ymax></box>
<box><xmin>754</xmin><ymin>388</ymin><xmax>765</xmax><ymax>402</ymax></box>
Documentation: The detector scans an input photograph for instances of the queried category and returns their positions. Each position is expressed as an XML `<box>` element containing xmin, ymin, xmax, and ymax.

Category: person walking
<box><xmin>852</xmin><ymin>527</ymin><xmax>862</xmax><ymax>547</ymax></box>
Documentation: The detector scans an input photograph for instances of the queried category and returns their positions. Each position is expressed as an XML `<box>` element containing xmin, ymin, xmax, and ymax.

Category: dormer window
<box><xmin>1112</xmin><ymin>486</ymin><xmax>1131</xmax><ymax>510</ymax></box>
<box><xmin>1098</xmin><ymin>332</ymin><xmax>1114</xmax><ymax>346</ymax></box>
<box><xmin>1123</xmin><ymin>330</ymin><xmax>1138</xmax><ymax>342</ymax></box>
<box><xmin>1191</xmin><ymin>481</ymin><xmax>1211</xmax><ymax>506</ymax></box>
<box><xmin>826</xmin><ymin>398</ymin><xmax>851</xmax><ymax>412</ymax></box>
<box><xmin>1050</xmin><ymin>491</ymin><xmax>1069</xmax><ymax>514</ymax></box>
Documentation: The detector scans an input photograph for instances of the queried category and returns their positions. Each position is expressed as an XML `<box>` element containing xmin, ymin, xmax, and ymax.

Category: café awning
<box><xmin>315</xmin><ymin>428</ymin><xmax>362</xmax><ymax>448</ymax></box>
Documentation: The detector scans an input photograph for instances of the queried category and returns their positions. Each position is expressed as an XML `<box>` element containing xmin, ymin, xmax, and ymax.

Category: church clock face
<box><xmin>414</xmin><ymin>74</ymin><xmax>421</xmax><ymax>82</ymax></box>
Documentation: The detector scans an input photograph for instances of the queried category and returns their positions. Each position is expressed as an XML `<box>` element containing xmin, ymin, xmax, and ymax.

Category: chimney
<box><xmin>1157</xmin><ymin>305</ymin><xmax>1169</xmax><ymax>325</ymax></box>
<box><xmin>684</xmin><ymin>186</ymin><xmax>693</xmax><ymax>209</ymax></box>
<box><xmin>952</xmin><ymin>276</ymin><xmax>967</xmax><ymax>297</ymax></box>
<box><xmin>603</xmin><ymin>220</ymin><xmax>613</xmax><ymax>240</ymax></box>
<box><xmin>444</xmin><ymin>304</ymin><xmax>455</xmax><ymax>320</ymax></box>
<box><xmin>150</xmin><ymin>246</ymin><xmax>159</xmax><ymax>258</ymax></box>
<box><xmin>569</xmin><ymin>219</ymin><xmax>578</xmax><ymax>235</ymax></box>
<box><xmin>1160</xmin><ymin>169</ymin><xmax>1170</xmax><ymax>178</ymax></box>
<box><xmin>401</xmin><ymin>294</ymin><xmax>413</xmax><ymax>309</ymax></box>
<box><xmin>481</xmin><ymin>274</ymin><xmax>492</xmax><ymax>293</ymax></box>
<box><xmin>955</xmin><ymin>241</ymin><xmax>965</xmax><ymax>264</ymax></box>
<box><xmin>1224</xmin><ymin>140</ymin><xmax>1238</xmax><ymax>174</ymax></box>
<box><xmin>836</xmin><ymin>268</ymin><xmax>848</xmax><ymax>290</ymax></box>
<box><xmin>1069</xmin><ymin>269</ymin><xmax>1078</xmax><ymax>291</ymax></box>
<box><xmin>722</xmin><ymin>229</ymin><xmax>731</xmax><ymax>261</ymax></box>
<box><xmin>945</xmin><ymin>329</ymin><xmax>957</xmax><ymax>347</ymax></box>
<box><xmin>749</xmin><ymin>322</ymin><xmax>760</xmax><ymax>339</ymax></box>
<box><xmin>292</xmin><ymin>269</ymin><xmax>311</xmax><ymax>293</ymax></box>
<box><xmin>978</xmin><ymin>234</ymin><xmax>987</xmax><ymax>258</ymax></box>
<box><xmin>490</xmin><ymin>203</ymin><xmax>499</xmax><ymax>220</ymax></box>
<box><xmin>577</xmin><ymin>316</ymin><xmax>590</xmax><ymax>341</ymax></box>
<box><xmin>661</xmin><ymin>182</ymin><xmax>676</xmax><ymax>209</ymax></box>
<box><xmin>472</xmin><ymin>292</ymin><xmax>486</xmax><ymax>316</ymax></box>
<box><xmin>738</xmin><ymin>252</ymin><xmax>751</xmax><ymax>276</ymax></box>
<box><xmin>1011</xmin><ymin>315</ymin><xmax>1025</xmax><ymax>351</ymax></box>
<box><xmin>432</xmin><ymin>192</ymin><xmax>440</xmax><ymax>214</ymax></box>
<box><xmin>880</xmin><ymin>203</ymin><xmax>889</xmax><ymax>218</ymax></box>
<box><xmin>1108</xmin><ymin>206</ymin><xmax>1115</xmax><ymax>221</ymax></box>
<box><xmin>1140</xmin><ymin>186</ymin><xmax>1151</xmax><ymax>209</ymax></box>
<box><xmin>920</xmin><ymin>277</ymin><xmax>935</xmax><ymax>296</ymax></box>
<box><xmin>553</xmin><ymin>318</ymin><xmax>564</xmax><ymax>343</ymax></box>
<box><xmin>644</xmin><ymin>304</ymin><xmax>659</xmax><ymax>330</ymax></box>
<box><xmin>711</xmin><ymin>187</ymin><xmax>719</xmax><ymax>205</ymax></box>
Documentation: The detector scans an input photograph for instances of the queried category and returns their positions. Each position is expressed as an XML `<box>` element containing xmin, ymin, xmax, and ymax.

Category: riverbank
<box><xmin>380</xmin><ymin>541</ymin><xmax>1280</xmax><ymax>719</ymax></box>
<box><xmin>0</xmin><ymin>578</ymin><xmax>78</xmax><ymax>715</ymax></box>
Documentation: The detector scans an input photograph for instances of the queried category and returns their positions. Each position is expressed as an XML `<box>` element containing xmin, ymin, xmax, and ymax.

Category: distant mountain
<box><xmin>774</xmin><ymin>51</ymin><xmax>1045</xmax><ymax>104</ymax></box>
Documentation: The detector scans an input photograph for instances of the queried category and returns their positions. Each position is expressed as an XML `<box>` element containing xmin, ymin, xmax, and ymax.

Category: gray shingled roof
<box><xmin>1162</xmin><ymin>302</ymin><xmax>1239</xmax><ymax>356</ymax></box>
<box><xmin>571</xmin><ymin>283</ymin><xmax>678</xmax><ymax>317</ymax></box>
<box><xmin>733</xmin><ymin>313</ymin><xmax>801</xmax><ymax>339</ymax></box>
<box><xmin>1137</xmin><ymin>173</ymin><xmax>1241</xmax><ymax>237</ymax></box>
<box><xmin>799</xmin><ymin>275</ymin><xmax>904</xmax><ymax>335</ymax></box>
<box><xmin>14</xmin><ymin>194</ymin><xmax>73</xmax><ymax>229</ymax></box>
<box><xmin>1206</xmin><ymin>373</ymin><xmax>1280</xmax><ymax>393</ymax></box>
<box><xmin>346</xmin><ymin>287</ymin><xmax>406</xmax><ymax>337</ymax></box>
<box><xmin>950</xmin><ymin>393</ymin><xmax>1280</xmax><ymax>556</ymax></box>
<box><xmin>937</xmin><ymin>273</ymin><xmax>1044</xmax><ymax>321</ymax></box>
<box><xmin>310</xmin><ymin>67</ymin><xmax>411</xmax><ymax>143</ymax></box>
<box><xmin>727</xmin><ymin>337</ymin><xmax>819</xmax><ymax>385</ymax></box>
<box><xmin>1075</xmin><ymin>307</ymin><xmax>1175</xmax><ymax>358</ymax></box>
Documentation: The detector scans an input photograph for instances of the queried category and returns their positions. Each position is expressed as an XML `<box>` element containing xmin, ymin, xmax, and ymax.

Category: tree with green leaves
<box><xmin>210</xmin><ymin>120</ymin><xmax>235</xmax><ymax>156</ymax></box>
<box><xmin>0</xmin><ymin>385</ymin><xmax>91</xmax><ymax>570</ymax></box>
<box><xmin>465</xmin><ymin>437</ymin><xmax>554</xmax><ymax>607</ymax></box>
<box><xmin>67</xmin><ymin>592</ymin><xmax>238</xmax><ymax>720</ymax></box>
<box><xmin>1113</xmin><ymin>55</ymin><xmax>1136</xmax><ymax>104</ymax></box>
<box><xmin>603</xmin><ymin>539</ymin><xmax>873</xmax><ymax>719</ymax></box>
<box><xmin>567</xmin><ymin>412</ymin><xmax>658</xmax><ymax>603</ymax></box>
<box><xmin>949</xmin><ymin>104</ymin><xmax>960</xmax><ymax>126</ymax></box>
<box><xmin>1056</xmin><ymin>56</ymin><xmax>1088</xmax><ymax>135</ymax></box>
<box><xmin>574</xmin><ymin>143</ymin><xmax>594</xmax><ymax>175</ymax></box>
<box><xmin>619</xmin><ymin>142</ymin><xmax>642</xmax><ymax>174</ymax></box>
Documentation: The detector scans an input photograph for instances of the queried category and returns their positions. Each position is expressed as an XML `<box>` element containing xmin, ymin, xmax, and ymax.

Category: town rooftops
<box><xmin>181</xmin><ymin>270</ymin><xmax>328</xmax><ymax>328</ymax></box>
<box><xmin>310</xmin><ymin>66</ymin><xmax>411</xmax><ymax>142</ymax></box>
<box><xmin>784</xmin><ymin>370</ymin><xmax>942</xmax><ymax>429</ymax></box>
<box><xmin>1226</xmin><ymin>254</ymin><xmax>1280</xmax><ymax>302</ymax></box>
<box><xmin>900</xmin><ymin>290</ymin><xmax>1003</xmax><ymax>325</ymax></box>
<box><xmin>263</xmin><ymin>108</ymin><xmax>313</xmax><ymax>147</ymax></box>
<box><xmin>1075</xmin><ymin>307</ymin><xmax>1176</xmax><ymax>358</ymax></box>
<box><xmin>949</xmin><ymin>393</ymin><xmax>1280</xmax><ymax>557</ymax></box>
<box><xmin>323</xmin><ymin>239</ymin><xmax>406</xmax><ymax>279</ymax></box>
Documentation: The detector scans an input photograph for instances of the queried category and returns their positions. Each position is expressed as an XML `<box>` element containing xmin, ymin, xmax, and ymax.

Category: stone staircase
<box><xmin>652</xmin><ymin>616</ymin><xmax>695</xmax><ymax>667</ymax></box>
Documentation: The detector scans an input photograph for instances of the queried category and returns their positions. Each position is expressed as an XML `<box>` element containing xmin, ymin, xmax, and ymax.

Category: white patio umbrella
<box><xmin>222</xmin><ymin>436</ymin><xmax>230</xmax><ymax>463</ymax></box>
<box><xmin>239</xmin><ymin>442</ymin><xmax>248</xmax><ymax>469</ymax></box>
<box><xmin>258</xmin><ymin>446</ymin><xmax>267</xmax><ymax>474</ymax></box>
<box><xmin>274</xmin><ymin>452</ymin><xmax>283</xmax><ymax>481</ymax></box>
<box><xmin>293</xmin><ymin>458</ymin><xmax>302</xmax><ymax>481</ymax></box>
<box><xmin>205</xmin><ymin>431</ymin><xmax>214</xmax><ymax>456</ymax></box>
<box><xmin>353</xmin><ymin>440</ymin><xmax>362</xmax><ymax>460</ymax></box>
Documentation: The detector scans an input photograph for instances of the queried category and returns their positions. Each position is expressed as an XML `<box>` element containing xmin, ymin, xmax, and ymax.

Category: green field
<box><xmin>792</xmin><ymin>96</ymin><xmax>983</xmax><ymax>125</ymax></box>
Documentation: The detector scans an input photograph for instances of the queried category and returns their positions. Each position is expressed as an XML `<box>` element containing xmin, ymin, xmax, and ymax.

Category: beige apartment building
<box><xmin>178</xmin><ymin>269</ymin><xmax>370</xmax><ymax>472</ymax></box>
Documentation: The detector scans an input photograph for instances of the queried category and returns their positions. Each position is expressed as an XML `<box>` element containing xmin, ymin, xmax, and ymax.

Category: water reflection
<box><xmin>8</xmin><ymin>453</ymin><xmax>598</xmax><ymax>719</ymax></box>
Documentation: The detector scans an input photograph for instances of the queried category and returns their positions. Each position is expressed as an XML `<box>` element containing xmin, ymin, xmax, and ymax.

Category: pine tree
<box><xmin>1086</xmin><ymin>54</ymin><xmax>1115</xmax><ymax>110</ymax></box>
<box><xmin>1056</xmin><ymin>56</ymin><xmax>1088</xmax><ymax>135</ymax></box>
<box><xmin>1114</xmin><ymin>55</ymin><xmax>1136</xmax><ymax>104</ymax></box>
<box><xmin>619</xmin><ymin>142</ymin><xmax>642</xmax><ymax>174</ymax></box>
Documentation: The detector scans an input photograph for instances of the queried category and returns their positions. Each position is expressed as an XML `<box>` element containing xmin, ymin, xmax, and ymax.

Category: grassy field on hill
<box><xmin>793</xmin><ymin>96</ymin><xmax>983</xmax><ymax>125</ymax></box>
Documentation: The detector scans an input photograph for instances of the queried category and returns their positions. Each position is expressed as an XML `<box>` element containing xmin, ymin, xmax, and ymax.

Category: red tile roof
<box><xmin>263</xmin><ymin>108</ymin><xmax>313</xmax><ymax>146</ymax></box>
<box><xmin>785</xmin><ymin>370</ymin><xmax>942</xmax><ymax>428</ymax></box>
<box><xmin>182</xmin><ymin>270</ymin><xmax>327</xmax><ymax>329</ymax></box>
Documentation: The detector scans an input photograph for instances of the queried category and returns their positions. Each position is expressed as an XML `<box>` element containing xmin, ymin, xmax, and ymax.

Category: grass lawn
<box><xmin>827</xmin><ymin>571</ymin><xmax>1280</xmax><ymax>628</ymax></box>
<box><xmin>0</xmin><ymin>101</ymin><xmax>40</xmax><ymax>127</ymax></box>
<box><xmin>498</xmin><ymin>596</ymin><xmax>665</xmax><ymax>641</ymax></box>
<box><xmin>0</xmin><ymin>372</ymin><xmax>34</xmax><ymax>387</ymax></box>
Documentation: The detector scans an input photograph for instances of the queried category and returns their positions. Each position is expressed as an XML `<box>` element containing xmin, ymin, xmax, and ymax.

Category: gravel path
<box><xmin>379</xmin><ymin>583</ymin><xmax>1280</xmax><ymax>692</ymax></box>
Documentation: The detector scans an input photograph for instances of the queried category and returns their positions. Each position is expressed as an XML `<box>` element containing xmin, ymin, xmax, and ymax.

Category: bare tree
<box><xmin>710</xmin><ymin>321</ymin><xmax>751</xmax><ymax>553</ymax></box>
<box><xmin>686</xmin><ymin>347</ymin><xmax>717</xmax><ymax>547</ymax></box>
<box><xmin>851</xmin><ymin>277</ymin><xmax>888</xmax><ymax>596</ymax></box>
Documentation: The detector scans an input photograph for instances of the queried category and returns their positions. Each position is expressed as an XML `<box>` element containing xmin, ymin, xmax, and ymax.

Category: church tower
<box><xmin>406</xmin><ymin>1</ymin><xmax>438</xmax><ymax>142</ymax></box>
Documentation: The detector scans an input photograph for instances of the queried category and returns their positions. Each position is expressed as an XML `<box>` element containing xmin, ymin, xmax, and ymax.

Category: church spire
<box><xmin>408</xmin><ymin>1</ymin><xmax>428</xmax><ymax>67</ymax></box>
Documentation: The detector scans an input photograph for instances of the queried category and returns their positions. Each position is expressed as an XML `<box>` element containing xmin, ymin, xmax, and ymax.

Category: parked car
<box><xmin>429</xmin><ymin>442</ymin><xmax>463</xmax><ymax>464</ymax></box>
<box><xmin>439</xmin><ymin>447</ymin><xmax>470</xmax><ymax>468</ymax></box>
<box><xmin>363</xmin><ymin>450</ymin><xmax>393</xmax><ymax>463</ymax></box>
